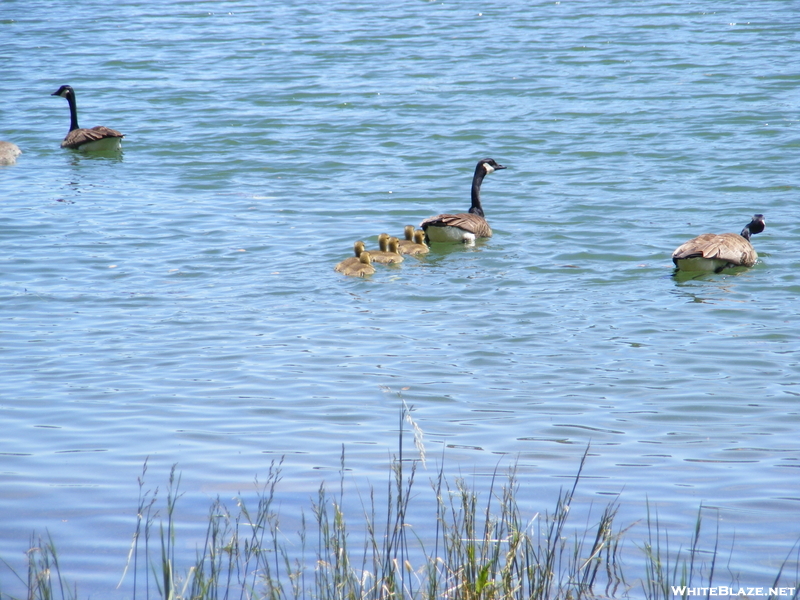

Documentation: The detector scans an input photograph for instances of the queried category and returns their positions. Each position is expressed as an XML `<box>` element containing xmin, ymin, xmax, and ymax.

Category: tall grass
<box><xmin>0</xmin><ymin>533</ymin><xmax>77</xmax><ymax>600</ymax></box>
<box><xmin>2</xmin><ymin>403</ymin><xmax>798</xmax><ymax>599</ymax></box>
<box><xmin>641</xmin><ymin>503</ymin><xmax>800</xmax><ymax>600</ymax></box>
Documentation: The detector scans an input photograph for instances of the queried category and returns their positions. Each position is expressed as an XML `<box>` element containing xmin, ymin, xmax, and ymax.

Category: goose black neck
<box><xmin>469</xmin><ymin>164</ymin><xmax>487</xmax><ymax>216</ymax></box>
<box><xmin>740</xmin><ymin>216</ymin><xmax>765</xmax><ymax>241</ymax></box>
<box><xmin>66</xmin><ymin>90</ymin><xmax>80</xmax><ymax>132</ymax></box>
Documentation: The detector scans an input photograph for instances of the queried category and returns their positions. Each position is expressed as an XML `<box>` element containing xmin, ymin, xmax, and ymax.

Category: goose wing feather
<box><xmin>420</xmin><ymin>213</ymin><xmax>492</xmax><ymax>238</ymax></box>
<box><xmin>672</xmin><ymin>233</ymin><xmax>757</xmax><ymax>267</ymax></box>
<box><xmin>62</xmin><ymin>126</ymin><xmax>124</xmax><ymax>149</ymax></box>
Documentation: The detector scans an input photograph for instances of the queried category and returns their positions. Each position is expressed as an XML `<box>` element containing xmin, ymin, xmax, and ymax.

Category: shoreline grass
<box><xmin>2</xmin><ymin>404</ymin><xmax>798</xmax><ymax>599</ymax></box>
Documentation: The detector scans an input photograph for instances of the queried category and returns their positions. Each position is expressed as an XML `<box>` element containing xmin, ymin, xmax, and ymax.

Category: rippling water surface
<box><xmin>1</xmin><ymin>0</ymin><xmax>799</xmax><ymax>595</ymax></box>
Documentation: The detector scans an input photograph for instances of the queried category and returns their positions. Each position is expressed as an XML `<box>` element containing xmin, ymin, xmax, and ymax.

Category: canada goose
<box><xmin>369</xmin><ymin>235</ymin><xmax>404</xmax><ymax>264</ymax></box>
<box><xmin>399</xmin><ymin>230</ymin><xmax>429</xmax><ymax>255</ymax></box>
<box><xmin>396</xmin><ymin>225</ymin><xmax>416</xmax><ymax>252</ymax></box>
<box><xmin>0</xmin><ymin>141</ymin><xmax>21</xmax><ymax>165</ymax></box>
<box><xmin>51</xmin><ymin>85</ymin><xmax>124</xmax><ymax>151</ymax></box>
<box><xmin>334</xmin><ymin>241</ymin><xmax>367</xmax><ymax>272</ymax></box>
<box><xmin>340</xmin><ymin>251</ymin><xmax>375</xmax><ymax>277</ymax></box>
<box><xmin>420</xmin><ymin>158</ymin><xmax>506</xmax><ymax>244</ymax></box>
<box><xmin>672</xmin><ymin>214</ymin><xmax>766</xmax><ymax>273</ymax></box>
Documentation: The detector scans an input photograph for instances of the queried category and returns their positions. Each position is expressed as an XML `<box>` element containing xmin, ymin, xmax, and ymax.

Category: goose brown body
<box><xmin>61</xmin><ymin>126</ymin><xmax>124</xmax><ymax>151</ymax></box>
<box><xmin>423</xmin><ymin>213</ymin><xmax>493</xmax><ymax>239</ymax></box>
<box><xmin>672</xmin><ymin>214</ymin><xmax>765</xmax><ymax>273</ymax></box>
<box><xmin>52</xmin><ymin>85</ymin><xmax>124</xmax><ymax>151</ymax></box>
<box><xmin>420</xmin><ymin>158</ymin><xmax>505</xmax><ymax>244</ymax></box>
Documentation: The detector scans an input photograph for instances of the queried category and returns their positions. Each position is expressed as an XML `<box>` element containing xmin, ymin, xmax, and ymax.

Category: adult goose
<box><xmin>0</xmin><ymin>141</ymin><xmax>22</xmax><ymax>165</ymax></box>
<box><xmin>340</xmin><ymin>251</ymin><xmax>375</xmax><ymax>277</ymax></box>
<box><xmin>51</xmin><ymin>85</ymin><xmax>124</xmax><ymax>151</ymax></box>
<box><xmin>672</xmin><ymin>214</ymin><xmax>765</xmax><ymax>273</ymax></box>
<box><xmin>334</xmin><ymin>241</ymin><xmax>367</xmax><ymax>273</ymax></box>
<box><xmin>420</xmin><ymin>158</ymin><xmax>506</xmax><ymax>244</ymax></box>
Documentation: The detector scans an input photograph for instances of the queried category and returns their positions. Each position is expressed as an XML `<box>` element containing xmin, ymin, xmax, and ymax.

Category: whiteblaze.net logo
<box><xmin>671</xmin><ymin>587</ymin><xmax>797</xmax><ymax>597</ymax></box>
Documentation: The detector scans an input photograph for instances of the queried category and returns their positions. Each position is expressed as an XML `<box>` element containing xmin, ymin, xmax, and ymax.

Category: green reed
<box><xmin>0</xmin><ymin>533</ymin><xmax>76</xmax><ymax>600</ymax></box>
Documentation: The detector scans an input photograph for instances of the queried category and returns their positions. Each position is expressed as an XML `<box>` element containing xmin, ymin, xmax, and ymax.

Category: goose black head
<box><xmin>741</xmin><ymin>214</ymin><xmax>766</xmax><ymax>239</ymax></box>
<box><xmin>478</xmin><ymin>158</ymin><xmax>506</xmax><ymax>175</ymax></box>
<box><xmin>51</xmin><ymin>85</ymin><xmax>75</xmax><ymax>99</ymax></box>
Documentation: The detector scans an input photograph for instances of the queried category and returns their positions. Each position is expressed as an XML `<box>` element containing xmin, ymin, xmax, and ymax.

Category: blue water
<box><xmin>1</xmin><ymin>0</ymin><xmax>799</xmax><ymax>596</ymax></box>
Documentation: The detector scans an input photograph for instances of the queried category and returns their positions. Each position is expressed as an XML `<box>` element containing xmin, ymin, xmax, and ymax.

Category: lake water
<box><xmin>1</xmin><ymin>0</ymin><xmax>799</xmax><ymax>596</ymax></box>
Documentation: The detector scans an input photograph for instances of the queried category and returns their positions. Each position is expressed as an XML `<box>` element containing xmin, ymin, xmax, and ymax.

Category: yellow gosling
<box><xmin>340</xmin><ymin>251</ymin><xmax>375</xmax><ymax>277</ymax></box>
<box><xmin>334</xmin><ymin>241</ymin><xmax>366</xmax><ymax>272</ymax></box>
<box><xmin>396</xmin><ymin>225</ymin><xmax>416</xmax><ymax>251</ymax></box>
<box><xmin>400</xmin><ymin>230</ymin><xmax>429</xmax><ymax>255</ymax></box>
<box><xmin>370</xmin><ymin>236</ymin><xmax>404</xmax><ymax>264</ymax></box>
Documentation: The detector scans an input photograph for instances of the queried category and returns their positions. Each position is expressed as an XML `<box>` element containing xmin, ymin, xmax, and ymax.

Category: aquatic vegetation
<box><xmin>2</xmin><ymin>405</ymin><xmax>798</xmax><ymax>599</ymax></box>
